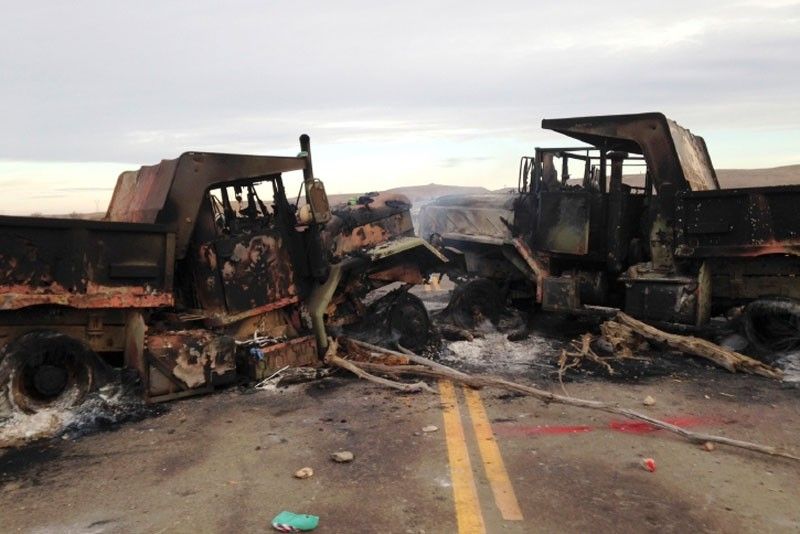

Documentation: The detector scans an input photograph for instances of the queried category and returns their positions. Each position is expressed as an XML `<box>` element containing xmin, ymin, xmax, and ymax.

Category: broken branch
<box><xmin>613</xmin><ymin>312</ymin><xmax>782</xmax><ymax>380</ymax></box>
<box><xmin>324</xmin><ymin>339</ymin><xmax>434</xmax><ymax>393</ymax></box>
<box><xmin>340</xmin><ymin>336</ymin><xmax>799</xmax><ymax>462</ymax></box>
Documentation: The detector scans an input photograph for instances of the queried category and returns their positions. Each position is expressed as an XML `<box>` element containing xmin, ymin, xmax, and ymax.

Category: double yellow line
<box><xmin>439</xmin><ymin>380</ymin><xmax>523</xmax><ymax>533</ymax></box>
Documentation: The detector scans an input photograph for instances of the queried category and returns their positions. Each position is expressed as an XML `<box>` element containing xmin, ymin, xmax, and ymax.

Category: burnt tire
<box><xmin>446</xmin><ymin>278</ymin><xmax>503</xmax><ymax>329</ymax></box>
<box><xmin>744</xmin><ymin>298</ymin><xmax>800</xmax><ymax>360</ymax></box>
<box><xmin>0</xmin><ymin>331</ymin><xmax>99</xmax><ymax>415</ymax></box>
<box><xmin>387</xmin><ymin>292</ymin><xmax>432</xmax><ymax>353</ymax></box>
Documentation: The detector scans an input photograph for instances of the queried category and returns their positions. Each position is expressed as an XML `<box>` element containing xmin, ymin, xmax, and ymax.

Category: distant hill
<box><xmin>623</xmin><ymin>164</ymin><xmax>800</xmax><ymax>189</ymax></box>
<box><xmin>48</xmin><ymin>165</ymin><xmax>800</xmax><ymax>220</ymax></box>
<box><xmin>716</xmin><ymin>165</ymin><xmax>800</xmax><ymax>188</ymax></box>
<box><xmin>326</xmin><ymin>183</ymin><xmax>491</xmax><ymax>206</ymax></box>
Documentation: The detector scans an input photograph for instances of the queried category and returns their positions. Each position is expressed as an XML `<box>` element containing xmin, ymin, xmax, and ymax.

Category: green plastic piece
<box><xmin>272</xmin><ymin>511</ymin><xmax>319</xmax><ymax>531</ymax></box>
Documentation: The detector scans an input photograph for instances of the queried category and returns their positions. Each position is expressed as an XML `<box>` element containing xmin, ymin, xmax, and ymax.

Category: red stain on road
<box><xmin>494</xmin><ymin>415</ymin><xmax>715</xmax><ymax>438</ymax></box>
<box><xmin>608</xmin><ymin>416</ymin><xmax>711</xmax><ymax>434</ymax></box>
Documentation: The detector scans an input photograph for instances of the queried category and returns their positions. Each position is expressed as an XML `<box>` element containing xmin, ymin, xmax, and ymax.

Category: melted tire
<box><xmin>351</xmin><ymin>289</ymin><xmax>433</xmax><ymax>353</ymax></box>
<box><xmin>0</xmin><ymin>331</ymin><xmax>99</xmax><ymax>415</ymax></box>
<box><xmin>445</xmin><ymin>278</ymin><xmax>503</xmax><ymax>329</ymax></box>
<box><xmin>387</xmin><ymin>292</ymin><xmax>431</xmax><ymax>353</ymax></box>
<box><xmin>744</xmin><ymin>298</ymin><xmax>800</xmax><ymax>361</ymax></box>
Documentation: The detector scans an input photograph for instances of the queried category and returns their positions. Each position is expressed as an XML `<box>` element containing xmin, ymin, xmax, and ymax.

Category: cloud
<box><xmin>0</xmin><ymin>0</ymin><xmax>797</xmax><ymax>214</ymax></box>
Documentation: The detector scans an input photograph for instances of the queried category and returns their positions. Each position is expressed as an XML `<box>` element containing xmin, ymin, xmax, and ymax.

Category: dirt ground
<box><xmin>1</xmin><ymin>288</ymin><xmax>800</xmax><ymax>533</ymax></box>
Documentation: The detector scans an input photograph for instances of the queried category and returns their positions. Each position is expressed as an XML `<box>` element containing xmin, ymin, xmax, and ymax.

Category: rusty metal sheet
<box><xmin>145</xmin><ymin>329</ymin><xmax>236</xmax><ymax>395</ymax></box>
<box><xmin>323</xmin><ymin>193</ymin><xmax>415</xmax><ymax>257</ymax></box>
<box><xmin>0</xmin><ymin>215</ymin><xmax>174</xmax><ymax>311</ymax></box>
<box><xmin>242</xmin><ymin>335</ymin><xmax>318</xmax><ymax>380</ymax></box>
<box><xmin>0</xmin><ymin>282</ymin><xmax>174</xmax><ymax>311</ymax></box>
<box><xmin>192</xmin><ymin>229</ymin><xmax>299</xmax><ymax>322</ymax></box>
<box><xmin>106</xmin><ymin>160</ymin><xmax>178</xmax><ymax>224</ymax></box>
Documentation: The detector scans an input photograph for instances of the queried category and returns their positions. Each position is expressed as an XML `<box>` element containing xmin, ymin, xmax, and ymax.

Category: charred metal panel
<box><xmin>323</xmin><ymin>193</ymin><xmax>415</xmax><ymax>257</ymax></box>
<box><xmin>217</xmin><ymin>232</ymin><xmax>297</xmax><ymax>315</ymax></box>
<box><xmin>668</xmin><ymin>121</ymin><xmax>719</xmax><ymax>192</ymax></box>
<box><xmin>366</xmin><ymin>237</ymin><xmax>448</xmax><ymax>284</ymax></box>
<box><xmin>535</xmin><ymin>192</ymin><xmax>590</xmax><ymax>255</ymax></box>
<box><xmin>541</xmin><ymin>277</ymin><xmax>580</xmax><ymax>312</ymax></box>
<box><xmin>107</xmin><ymin>152</ymin><xmax>309</xmax><ymax>259</ymax></box>
<box><xmin>0</xmin><ymin>215</ymin><xmax>174</xmax><ymax>310</ymax></box>
<box><xmin>622</xmin><ymin>266</ymin><xmax>702</xmax><ymax>325</ymax></box>
<box><xmin>674</xmin><ymin>186</ymin><xmax>800</xmax><ymax>258</ymax></box>
<box><xmin>708</xmin><ymin>257</ymin><xmax>800</xmax><ymax>302</ymax></box>
<box><xmin>145</xmin><ymin>330</ymin><xmax>236</xmax><ymax>399</ymax></box>
<box><xmin>0</xmin><ymin>307</ymin><xmax>130</xmax><ymax>356</ymax></box>
<box><xmin>186</xmin><ymin>189</ymin><xmax>299</xmax><ymax>324</ymax></box>
<box><xmin>240</xmin><ymin>335</ymin><xmax>318</xmax><ymax>380</ymax></box>
<box><xmin>106</xmin><ymin>160</ymin><xmax>178</xmax><ymax>224</ymax></box>
<box><xmin>542</xmin><ymin>112</ymin><xmax>719</xmax><ymax>194</ymax></box>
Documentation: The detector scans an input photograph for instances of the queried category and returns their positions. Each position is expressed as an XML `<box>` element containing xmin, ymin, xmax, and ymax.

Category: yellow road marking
<box><xmin>463</xmin><ymin>386</ymin><xmax>524</xmax><ymax>521</ymax></box>
<box><xmin>439</xmin><ymin>380</ymin><xmax>486</xmax><ymax>534</ymax></box>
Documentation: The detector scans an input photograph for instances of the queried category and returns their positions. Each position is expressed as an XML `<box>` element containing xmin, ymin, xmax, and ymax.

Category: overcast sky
<box><xmin>1</xmin><ymin>0</ymin><xmax>798</xmax><ymax>214</ymax></box>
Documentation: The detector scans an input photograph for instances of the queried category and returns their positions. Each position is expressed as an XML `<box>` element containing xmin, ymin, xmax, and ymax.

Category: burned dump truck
<box><xmin>419</xmin><ymin>113</ymin><xmax>800</xmax><ymax>357</ymax></box>
<box><xmin>0</xmin><ymin>135</ymin><xmax>445</xmax><ymax>415</ymax></box>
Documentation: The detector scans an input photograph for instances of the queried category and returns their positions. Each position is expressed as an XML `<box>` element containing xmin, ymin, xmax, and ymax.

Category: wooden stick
<box><xmin>353</xmin><ymin>360</ymin><xmax>487</xmax><ymax>388</ymax></box>
<box><xmin>614</xmin><ymin>312</ymin><xmax>782</xmax><ymax>380</ymax></box>
<box><xmin>323</xmin><ymin>338</ymin><xmax>434</xmax><ymax>394</ymax></box>
<box><xmin>342</xmin><ymin>337</ymin><xmax>799</xmax><ymax>462</ymax></box>
<box><xmin>350</xmin><ymin>338</ymin><xmax>471</xmax><ymax>378</ymax></box>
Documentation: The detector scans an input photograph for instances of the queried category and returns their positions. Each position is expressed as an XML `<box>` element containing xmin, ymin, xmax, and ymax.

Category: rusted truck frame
<box><xmin>0</xmin><ymin>135</ymin><xmax>444</xmax><ymax>415</ymax></box>
<box><xmin>420</xmin><ymin>113</ymin><xmax>800</xmax><ymax>356</ymax></box>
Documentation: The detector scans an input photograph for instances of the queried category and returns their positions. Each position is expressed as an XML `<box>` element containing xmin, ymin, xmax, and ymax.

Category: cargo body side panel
<box><xmin>0</xmin><ymin>216</ymin><xmax>174</xmax><ymax>310</ymax></box>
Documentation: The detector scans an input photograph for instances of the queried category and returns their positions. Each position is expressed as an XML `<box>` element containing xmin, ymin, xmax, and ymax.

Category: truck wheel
<box><xmin>744</xmin><ymin>298</ymin><xmax>800</xmax><ymax>360</ymax></box>
<box><xmin>387</xmin><ymin>292</ymin><xmax>431</xmax><ymax>352</ymax></box>
<box><xmin>446</xmin><ymin>278</ymin><xmax>503</xmax><ymax>329</ymax></box>
<box><xmin>0</xmin><ymin>331</ymin><xmax>98</xmax><ymax>414</ymax></box>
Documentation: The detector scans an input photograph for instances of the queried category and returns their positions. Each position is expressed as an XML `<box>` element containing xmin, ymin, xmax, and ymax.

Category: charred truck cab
<box><xmin>420</xmin><ymin>113</ymin><xmax>800</xmax><ymax>356</ymax></box>
<box><xmin>0</xmin><ymin>136</ymin><xmax>444</xmax><ymax>415</ymax></box>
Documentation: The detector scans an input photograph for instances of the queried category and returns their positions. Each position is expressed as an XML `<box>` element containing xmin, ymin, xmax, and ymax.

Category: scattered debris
<box><xmin>702</xmin><ymin>442</ymin><xmax>716</xmax><ymax>452</ymax></box>
<box><xmin>0</xmin><ymin>379</ymin><xmax>162</xmax><ymax>448</ymax></box>
<box><xmin>271</xmin><ymin>511</ymin><xmax>319</xmax><ymax>532</ymax></box>
<box><xmin>256</xmin><ymin>367</ymin><xmax>331</xmax><ymax>391</ymax></box>
<box><xmin>294</xmin><ymin>467</ymin><xmax>314</xmax><ymax>479</ymax></box>
<box><xmin>330</xmin><ymin>451</ymin><xmax>354</xmax><ymax>463</ymax></box>
<box><xmin>422</xmin><ymin>425</ymin><xmax>439</xmax><ymax>433</ymax></box>
<box><xmin>641</xmin><ymin>458</ymin><xmax>657</xmax><ymax>473</ymax></box>
<box><xmin>255</xmin><ymin>366</ymin><xmax>291</xmax><ymax>390</ymax></box>
<box><xmin>643</xmin><ymin>396</ymin><xmax>656</xmax><ymax>406</ymax></box>
<box><xmin>334</xmin><ymin>336</ymin><xmax>800</xmax><ymax>462</ymax></box>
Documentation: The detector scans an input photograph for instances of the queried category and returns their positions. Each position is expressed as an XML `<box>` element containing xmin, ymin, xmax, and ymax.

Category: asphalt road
<box><xmin>1</xmin><ymin>362</ymin><xmax>799</xmax><ymax>533</ymax></box>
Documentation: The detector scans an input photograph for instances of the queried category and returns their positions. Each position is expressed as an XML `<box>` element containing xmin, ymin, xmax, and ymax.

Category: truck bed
<box><xmin>0</xmin><ymin>215</ymin><xmax>175</xmax><ymax>310</ymax></box>
<box><xmin>675</xmin><ymin>185</ymin><xmax>800</xmax><ymax>258</ymax></box>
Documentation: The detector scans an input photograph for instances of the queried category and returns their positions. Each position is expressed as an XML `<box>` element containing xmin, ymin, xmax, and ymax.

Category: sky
<box><xmin>1</xmin><ymin>0</ymin><xmax>798</xmax><ymax>215</ymax></box>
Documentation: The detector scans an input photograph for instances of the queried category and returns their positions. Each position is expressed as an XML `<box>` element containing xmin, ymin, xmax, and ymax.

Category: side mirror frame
<box><xmin>299</xmin><ymin>134</ymin><xmax>332</xmax><ymax>224</ymax></box>
<box><xmin>306</xmin><ymin>178</ymin><xmax>331</xmax><ymax>224</ymax></box>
